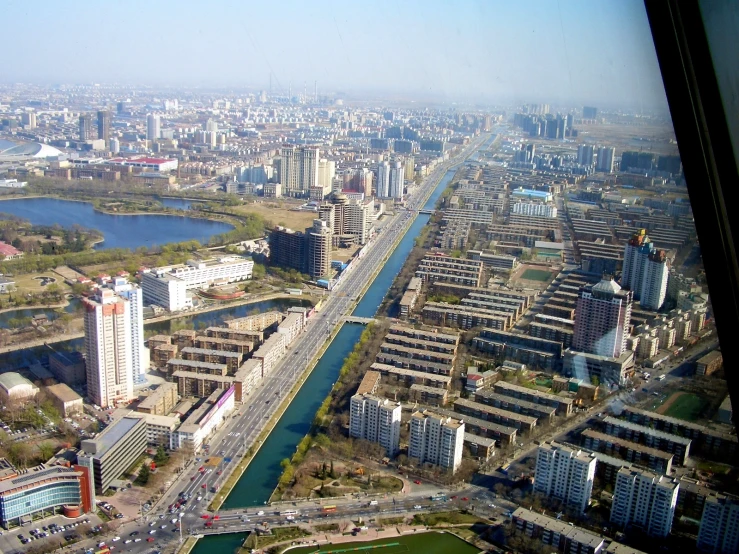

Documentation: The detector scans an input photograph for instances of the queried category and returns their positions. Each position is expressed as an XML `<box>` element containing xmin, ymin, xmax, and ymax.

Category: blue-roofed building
<box><xmin>77</xmin><ymin>415</ymin><xmax>147</xmax><ymax>494</ymax></box>
<box><xmin>511</xmin><ymin>187</ymin><xmax>554</xmax><ymax>202</ymax></box>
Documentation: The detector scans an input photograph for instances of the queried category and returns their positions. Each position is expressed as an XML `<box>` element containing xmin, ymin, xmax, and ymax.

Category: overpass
<box><xmin>341</xmin><ymin>316</ymin><xmax>377</xmax><ymax>325</ymax></box>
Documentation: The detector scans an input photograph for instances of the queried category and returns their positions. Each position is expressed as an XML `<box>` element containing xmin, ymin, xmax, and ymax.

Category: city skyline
<box><xmin>0</xmin><ymin>0</ymin><xmax>668</xmax><ymax>110</ymax></box>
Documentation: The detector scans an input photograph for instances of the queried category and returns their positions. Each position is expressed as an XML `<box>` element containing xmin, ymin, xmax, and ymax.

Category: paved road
<box><xmin>16</xmin><ymin>134</ymin><xmax>493</xmax><ymax>554</ymax></box>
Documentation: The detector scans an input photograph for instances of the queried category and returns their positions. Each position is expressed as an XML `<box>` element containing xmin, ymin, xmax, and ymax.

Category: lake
<box><xmin>0</xmin><ymin>197</ymin><xmax>233</xmax><ymax>250</ymax></box>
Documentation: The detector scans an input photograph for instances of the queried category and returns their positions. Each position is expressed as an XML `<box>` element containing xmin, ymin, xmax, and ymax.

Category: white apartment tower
<box><xmin>349</xmin><ymin>393</ymin><xmax>401</xmax><ymax>456</ymax></box>
<box><xmin>534</xmin><ymin>441</ymin><xmax>597</xmax><ymax>513</ymax></box>
<box><xmin>146</xmin><ymin>114</ymin><xmax>160</xmax><ymax>142</ymax></box>
<box><xmin>697</xmin><ymin>493</ymin><xmax>739</xmax><ymax>554</ymax></box>
<box><xmin>389</xmin><ymin>161</ymin><xmax>405</xmax><ymax>200</ymax></box>
<box><xmin>83</xmin><ymin>289</ymin><xmax>134</xmax><ymax>409</ymax></box>
<box><xmin>610</xmin><ymin>467</ymin><xmax>679</xmax><ymax>538</ymax></box>
<box><xmin>597</xmin><ymin>146</ymin><xmax>615</xmax><ymax>173</ymax></box>
<box><xmin>110</xmin><ymin>278</ymin><xmax>147</xmax><ymax>385</ymax></box>
<box><xmin>409</xmin><ymin>411</ymin><xmax>465</xmax><ymax>473</ymax></box>
<box><xmin>622</xmin><ymin>230</ymin><xmax>669</xmax><ymax>310</ymax></box>
<box><xmin>377</xmin><ymin>161</ymin><xmax>391</xmax><ymax>199</ymax></box>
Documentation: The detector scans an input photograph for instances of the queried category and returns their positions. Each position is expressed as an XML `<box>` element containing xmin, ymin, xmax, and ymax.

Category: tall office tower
<box><xmin>97</xmin><ymin>110</ymin><xmax>111</xmax><ymax>142</ymax></box>
<box><xmin>389</xmin><ymin>162</ymin><xmax>405</xmax><ymax>200</ymax></box>
<box><xmin>577</xmin><ymin>144</ymin><xmax>595</xmax><ymax>166</ymax></box>
<box><xmin>268</xmin><ymin>226</ymin><xmax>306</xmax><ymax>273</ymax></box>
<box><xmin>205</xmin><ymin>118</ymin><xmax>218</xmax><ymax>133</ymax></box>
<box><xmin>640</xmin><ymin>250</ymin><xmax>669</xmax><ymax>310</ymax></box>
<box><xmin>79</xmin><ymin>114</ymin><xmax>93</xmax><ymax>141</ymax></box>
<box><xmin>610</xmin><ymin>468</ymin><xmax>679</xmax><ymax>538</ymax></box>
<box><xmin>572</xmin><ymin>276</ymin><xmax>633</xmax><ymax>358</ymax></box>
<box><xmin>116</xmin><ymin>101</ymin><xmax>125</xmax><ymax>114</ymax></box>
<box><xmin>566</xmin><ymin>113</ymin><xmax>574</xmax><ymax>132</ymax></box>
<box><xmin>21</xmin><ymin>112</ymin><xmax>37</xmax><ymax>129</ymax></box>
<box><xmin>376</xmin><ymin>161</ymin><xmax>391</xmax><ymax>198</ymax></box>
<box><xmin>409</xmin><ymin>411</ymin><xmax>465</xmax><ymax>473</ymax></box>
<box><xmin>597</xmin><ymin>146</ymin><xmax>615</xmax><ymax>173</ymax></box>
<box><xmin>349</xmin><ymin>393</ymin><xmax>401</xmax><ymax>456</ymax></box>
<box><xmin>110</xmin><ymin>278</ymin><xmax>146</xmax><ymax>385</ymax></box>
<box><xmin>583</xmin><ymin>106</ymin><xmax>598</xmax><ymax>119</ymax></box>
<box><xmin>534</xmin><ymin>442</ymin><xmax>597</xmax><ymax>513</ymax></box>
<box><xmin>657</xmin><ymin>155</ymin><xmax>683</xmax><ymax>175</ymax></box>
<box><xmin>83</xmin><ymin>289</ymin><xmax>134</xmax><ymax>409</ymax></box>
<box><xmin>146</xmin><ymin>114</ymin><xmax>160</xmax><ymax>142</ymax></box>
<box><xmin>317</xmin><ymin>159</ymin><xmax>336</xmax><ymax>197</ymax></box>
<box><xmin>306</xmin><ymin>219</ymin><xmax>332</xmax><ymax>279</ymax></box>
<box><xmin>109</xmin><ymin>138</ymin><xmax>120</xmax><ymax>154</ymax></box>
<box><xmin>697</xmin><ymin>493</ymin><xmax>739</xmax><ymax>554</ymax></box>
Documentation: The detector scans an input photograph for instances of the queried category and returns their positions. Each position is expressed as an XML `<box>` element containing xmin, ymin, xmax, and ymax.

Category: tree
<box><xmin>136</xmin><ymin>464</ymin><xmax>150</xmax><ymax>485</ymax></box>
<box><xmin>154</xmin><ymin>445</ymin><xmax>168</xmax><ymax>466</ymax></box>
<box><xmin>329</xmin><ymin>460</ymin><xmax>336</xmax><ymax>479</ymax></box>
<box><xmin>38</xmin><ymin>442</ymin><xmax>56</xmax><ymax>461</ymax></box>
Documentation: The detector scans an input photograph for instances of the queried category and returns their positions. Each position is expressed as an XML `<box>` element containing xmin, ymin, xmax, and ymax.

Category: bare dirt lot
<box><xmin>231</xmin><ymin>199</ymin><xmax>319</xmax><ymax>230</ymax></box>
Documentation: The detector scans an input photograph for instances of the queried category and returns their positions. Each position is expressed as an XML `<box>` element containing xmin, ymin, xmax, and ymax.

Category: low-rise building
<box><xmin>493</xmin><ymin>380</ymin><xmax>573</xmax><ymax>416</ymax></box>
<box><xmin>136</xmin><ymin>382</ymin><xmax>178</xmax><ymax>415</ymax></box>
<box><xmin>0</xmin><ymin>372</ymin><xmax>38</xmax><ymax>404</ymax></box>
<box><xmin>48</xmin><ymin>351</ymin><xmax>86</xmax><ymax>386</ymax></box>
<box><xmin>77</xmin><ymin>415</ymin><xmax>148</xmax><ymax>493</ymax></box>
<box><xmin>171</xmin><ymin>387</ymin><xmax>235</xmax><ymax>453</ymax></box>
<box><xmin>512</xmin><ymin>508</ymin><xmax>605</xmax><ymax>554</ymax></box>
<box><xmin>695</xmin><ymin>350</ymin><xmax>723</xmax><ymax>376</ymax></box>
<box><xmin>45</xmin><ymin>383</ymin><xmax>83</xmax><ymax>417</ymax></box>
<box><xmin>0</xmin><ymin>462</ymin><xmax>93</xmax><ymax>529</ymax></box>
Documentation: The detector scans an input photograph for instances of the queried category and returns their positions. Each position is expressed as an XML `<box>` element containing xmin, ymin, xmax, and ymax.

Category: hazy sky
<box><xmin>1</xmin><ymin>0</ymin><xmax>667</xmax><ymax>109</ymax></box>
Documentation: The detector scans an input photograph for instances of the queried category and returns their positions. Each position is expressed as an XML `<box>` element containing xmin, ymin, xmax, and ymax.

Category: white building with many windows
<box><xmin>511</xmin><ymin>201</ymin><xmax>558</xmax><ymax>218</ymax></box>
<box><xmin>409</xmin><ymin>410</ymin><xmax>465</xmax><ymax>473</ymax></box>
<box><xmin>610</xmin><ymin>467</ymin><xmax>679</xmax><ymax>538</ymax></box>
<box><xmin>142</xmin><ymin>256</ymin><xmax>253</xmax><ymax>311</ymax></box>
<box><xmin>534</xmin><ymin>441</ymin><xmax>597</xmax><ymax>513</ymax></box>
<box><xmin>697</xmin><ymin>493</ymin><xmax>739</xmax><ymax>554</ymax></box>
<box><xmin>349</xmin><ymin>394</ymin><xmax>401</xmax><ymax>456</ymax></box>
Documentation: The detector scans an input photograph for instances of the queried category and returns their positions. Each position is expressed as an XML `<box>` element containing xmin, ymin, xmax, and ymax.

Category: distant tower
<box><xmin>97</xmin><ymin>110</ymin><xmax>111</xmax><ymax>143</ymax></box>
<box><xmin>146</xmin><ymin>114</ymin><xmax>160</xmax><ymax>142</ymax></box>
<box><xmin>79</xmin><ymin>114</ymin><xmax>93</xmax><ymax>141</ymax></box>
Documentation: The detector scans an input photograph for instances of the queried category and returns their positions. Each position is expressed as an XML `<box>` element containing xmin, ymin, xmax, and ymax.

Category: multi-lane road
<box><xmin>25</xmin><ymin>133</ymin><xmax>493</xmax><ymax>554</ymax></box>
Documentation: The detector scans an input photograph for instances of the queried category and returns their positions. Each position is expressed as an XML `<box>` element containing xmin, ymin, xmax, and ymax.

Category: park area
<box><xmin>520</xmin><ymin>268</ymin><xmax>552</xmax><ymax>282</ymax></box>
<box><xmin>286</xmin><ymin>531</ymin><xmax>480</xmax><ymax>554</ymax></box>
<box><xmin>657</xmin><ymin>391</ymin><xmax>709</xmax><ymax>421</ymax></box>
<box><xmin>509</xmin><ymin>263</ymin><xmax>556</xmax><ymax>291</ymax></box>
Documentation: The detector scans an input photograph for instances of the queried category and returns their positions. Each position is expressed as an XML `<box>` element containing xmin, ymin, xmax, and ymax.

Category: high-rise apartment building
<box><xmin>279</xmin><ymin>145</ymin><xmax>320</xmax><ymax>197</ymax></box>
<box><xmin>83</xmin><ymin>289</ymin><xmax>134</xmax><ymax>409</ymax></box>
<box><xmin>317</xmin><ymin>159</ymin><xmax>336</xmax><ymax>197</ymax></box>
<box><xmin>622</xmin><ymin>230</ymin><xmax>669</xmax><ymax>309</ymax></box>
<box><xmin>349</xmin><ymin>393</ymin><xmax>401</xmax><ymax>456</ymax></box>
<box><xmin>110</xmin><ymin>278</ymin><xmax>146</xmax><ymax>385</ymax></box>
<box><xmin>583</xmin><ymin>106</ymin><xmax>598</xmax><ymax>119</ymax></box>
<box><xmin>577</xmin><ymin>145</ymin><xmax>595</xmax><ymax>166</ymax></box>
<box><xmin>534</xmin><ymin>442</ymin><xmax>597</xmax><ymax>513</ymax></box>
<box><xmin>79</xmin><ymin>114</ymin><xmax>93</xmax><ymax>141</ymax></box>
<box><xmin>21</xmin><ymin>112</ymin><xmax>37</xmax><ymax>129</ymax></box>
<box><xmin>344</xmin><ymin>200</ymin><xmax>372</xmax><ymax>245</ymax></box>
<box><xmin>597</xmin><ymin>146</ymin><xmax>615</xmax><ymax>173</ymax></box>
<box><xmin>409</xmin><ymin>410</ymin><xmax>465</xmax><ymax>473</ymax></box>
<box><xmin>389</xmin><ymin>162</ymin><xmax>405</xmax><ymax>199</ymax></box>
<box><xmin>146</xmin><ymin>114</ymin><xmax>160</xmax><ymax>142</ymax></box>
<box><xmin>306</xmin><ymin>219</ymin><xmax>331</xmax><ymax>279</ymax></box>
<box><xmin>268</xmin><ymin>226</ymin><xmax>306</xmax><ymax>273</ymax></box>
<box><xmin>610</xmin><ymin>467</ymin><xmax>679</xmax><ymax>538</ymax></box>
<box><xmin>572</xmin><ymin>276</ymin><xmax>632</xmax><ymax>358</ymax></box>
<box><xmin>376</xmin><ymin>161</ymin><xmax>391</xmax><ymax>198</ymax></box>
<box><xmin>640</xmin><ymin>250</ymin><xmax>669</xmax><ymax>310</ymax></box>
<box><xmin>697</xmin><ymin>493</ymin><xmax>739</xmax><ymax>554</ymax></box>
<box><xmin>97</xmin><ymin>110</ymin><xmax>111</xmax><ymax>142</ymax></box>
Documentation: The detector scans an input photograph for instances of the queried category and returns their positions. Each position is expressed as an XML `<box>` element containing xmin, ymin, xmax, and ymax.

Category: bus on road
<box><xmin>322</xmin><ymin>505</ymin><xmax>337</xmax><ymax>513</ymax></box>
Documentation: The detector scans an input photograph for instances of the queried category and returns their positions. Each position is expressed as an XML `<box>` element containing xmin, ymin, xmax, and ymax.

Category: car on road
<box><xmin>461</xmin><ymin>497</ymin><xmax>469</xmax><ymax>501</ymax></box>
<box><xmin>147</xmin><ymin>537</ymin><xmax>155</xmax><ymax>542</ymax></box>
<box><xmin>149</xmin><ymin>530</ymin><xmax>156</xmax><ymax>534</ymax></box>
<box><xmin>413</xmin><ymin>480</ymin><xmax>421</xmax><ymax>484</ymax></box>
<box><xmin>112</xmin><ymin>536</ymin><xmax>120</xmax><ymax>542</ymax></box>
<box><xmin>413</xmin><ymin>505</ymin><xmax>422</xmax><ymax>509</ymax></box>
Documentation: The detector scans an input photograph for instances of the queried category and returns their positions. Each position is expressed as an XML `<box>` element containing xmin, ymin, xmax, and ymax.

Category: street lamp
<box><xmin>179</xmin><ymin>512</ymin><xmax>183</xmax><ymax>543</ymax></box>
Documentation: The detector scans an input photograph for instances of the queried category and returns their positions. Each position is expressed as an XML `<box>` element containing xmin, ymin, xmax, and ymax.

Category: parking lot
<box><xmin>0</xmin><ymin>511</ymin><xmax>103</xmax><ymax>554</ymax></box>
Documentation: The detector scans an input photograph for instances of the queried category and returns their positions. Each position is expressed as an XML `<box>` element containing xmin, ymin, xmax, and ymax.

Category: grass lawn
<box><xmin>231</xmin><ymin>201</ymin><xmax>318</xmax><ymax>230</ymax></box>
<box><xmin>521</xmin><ymin>269</ymin><xmax>552</xmax><ymax>282</ymax></box>
<box><xmin>663</xmin><ymin>393</ymin><xmax>708</xmax><ymax>421</ymax></box>
<box><xmin>285</xmin><ymin>531</ymin><xmax>479</xmax><ymax>554</ymax></box>
<box><xmin>412</xmin><ymin>511</ymin><xmax>487</xmax><ymax>527</ymax></box>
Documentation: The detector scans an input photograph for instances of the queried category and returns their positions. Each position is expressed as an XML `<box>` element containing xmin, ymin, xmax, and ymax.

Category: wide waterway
<box><xmin>214</xmin><ymin>168</ymin><xmax>455</xmax><ymax>518</ymax></box>
<box><xmin>0</xmin><ymin>197</ymin><xmax>233</xmax><ymax>250</ymax></box>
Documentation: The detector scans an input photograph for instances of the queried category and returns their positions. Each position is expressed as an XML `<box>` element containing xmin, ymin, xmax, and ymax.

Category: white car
<box><xmin>112</xmin><ymin>537</ymin><xmax>120</xmax><ymax>542</ymax></box>
<box><xmin>134</xmin><ymin>538</ymin><xmax>142</xmax><ymax>543</ymax></box>
<box><xmin>413</xmin><ymin>505</ymin><xmax>422</xmax><ymax>509</ymax></box>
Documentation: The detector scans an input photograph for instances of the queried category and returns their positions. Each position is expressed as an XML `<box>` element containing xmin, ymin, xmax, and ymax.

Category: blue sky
<box><xmin>1</xmin><ymin>0</ymin><xmax>667</xmax><ymax>109</ymax></box>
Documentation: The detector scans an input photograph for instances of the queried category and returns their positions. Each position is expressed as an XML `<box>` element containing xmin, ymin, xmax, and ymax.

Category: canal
<box><xmin>213</xmin><ymin>168</ymin><xmax>456</xmax><ymax>522</ymax></box>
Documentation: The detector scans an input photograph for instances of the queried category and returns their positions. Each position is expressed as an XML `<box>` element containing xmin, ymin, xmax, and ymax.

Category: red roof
<box><xmin>0</xmin><ymin>242</ymin><xmax>22</xmax><ymax>256</ymax></box>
